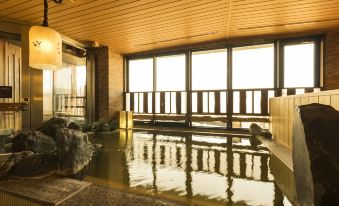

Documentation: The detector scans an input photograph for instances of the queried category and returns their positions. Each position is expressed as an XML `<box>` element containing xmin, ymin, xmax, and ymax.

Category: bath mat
<box><xmin>0</xmin><ymin>176</ymin><xmax>91</xmax><ymax>206</ymax></box>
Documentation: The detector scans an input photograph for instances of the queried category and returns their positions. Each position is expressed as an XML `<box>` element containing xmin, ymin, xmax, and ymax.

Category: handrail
<box><xmin>125</xmin><ymin>87</ymin><xmax>319</xmax><ymax>128</ymax></box>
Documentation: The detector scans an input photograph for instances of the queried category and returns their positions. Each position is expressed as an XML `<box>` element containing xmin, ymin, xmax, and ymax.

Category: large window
<box><xmin>192</xmin><ymin>49</ymin><xmax>227</xmax><ymax>90</ymax></box>
<box><xmin>43</xmin><ymin>52</ymin><xmax>87</xmax><ymax>121</ymax></box>
<box><xmin>125</xmin><ymin>36</ymin><xmax>321</xmax><ymax>128</ymax></box>
<box><xmin>283</xmin><ymin>41</ymin><xmax>315</xmax><ymax>88</ymax></box>
<box><xmin>129</xmin><ymin>58</ymin><xmax>153</xmax><ymax>92</ymax></box>
<box><xmin>232</xmin><ymin>44</ymin><xmax>274</xmax><ymax>89</ymax></box>
<box><xmin>156</xmin><ymin>54</ymin><xmax>186</xmax><ymax>91</ymax></box>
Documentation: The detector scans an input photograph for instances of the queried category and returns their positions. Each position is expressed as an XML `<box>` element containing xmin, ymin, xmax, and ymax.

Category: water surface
<box><xmin>82</xmin><ymin>130</ymin><xmax>292</xmax><ymax>206</ymax></box>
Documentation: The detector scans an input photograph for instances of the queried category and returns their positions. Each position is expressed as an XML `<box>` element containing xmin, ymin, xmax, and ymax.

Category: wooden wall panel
<box><xmin>319</xmin><ymin>95</ymin><xmax>331</xmax><ymax>105</ymax></box>
<box><xmin>270</xmin><ymin>89</ymin><xmax>339</xmax><ymax>149</ymax></box>
<box><xmin>0</xmin><ymin>40</ymin><xmax>21</xmax><ymax>131</ymax></box>
<box><xmin>331</xmin><ymin>94</ymin><xmax>339</xmax><ymax>110</ymax></box>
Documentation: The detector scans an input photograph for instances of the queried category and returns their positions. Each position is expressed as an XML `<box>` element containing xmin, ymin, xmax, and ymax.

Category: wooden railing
<box><xmin>54</xmin><ymin>94</ymin><xmax>86</xmax><ymax>119</ymax></box>
<box><xmin>125</xmin><ymin>87</ymin><xmax>320</xmax><ymax>128</ymax></box>
<box><xmin>269</xmin><ymin>89</ymin><xmax>339</xmax><ymax>149</ymax></box>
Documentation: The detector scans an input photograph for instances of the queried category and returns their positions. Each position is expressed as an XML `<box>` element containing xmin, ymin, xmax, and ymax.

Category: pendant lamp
<box><xmin>29</xmin><ymin>0</ymin><xmax>63</xmax><ymax>70</ymax></box>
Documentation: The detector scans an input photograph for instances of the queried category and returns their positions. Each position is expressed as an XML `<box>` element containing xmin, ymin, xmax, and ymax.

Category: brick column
<box><xmin>95</xmin><ymin>46</ymin><xmax>123</xmax><ymax>121</ymax></box>
<box><xmin>324</xmin><ymin>31</ymin><xmax>339</xmax><ymax>90</ymax></box>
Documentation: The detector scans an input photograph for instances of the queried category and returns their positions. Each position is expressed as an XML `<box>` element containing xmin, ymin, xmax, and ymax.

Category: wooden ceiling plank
<box><xmin>104</xmin><ymin>32</ymin><xmax>227</xmax><ymax>54</ymax></box>
<box><xmin>230</xmin><ymin>8</ymin><xmax>339</xmax><ymax>27</ymax></box>
<box><xmin>65</xmin><ymin>8</ymin><xmax>228</xmax><ymax>42</ymax></box>
<box><xmin>50</xmin><ymin>0</ymin><xmax>192</xmax><ymax>28</ymax></box>
<box><xmin>0</xmin><ymin>1</ymin><xmax>43</xmax><ymax>18</ymax></box>
<box><xmin>231</xmin><ymin>0</ymin><xmax>338</xmax><ymax>16</ymax></box>
<box><xmin>53</xmin><ymin>0</ymin><xmax>226</xmax><ymax>31</ymax></box>
<box><xmin>27</xmin><ymin>0</ymin><xmax>124</xmax><ymax>22</ymax></box>
<box><xmin>72</xmin><ymin>16</ymin><xmax>228</xmax><ymax>45</ymax></box>
<box><xmin>233</xmin><ymin>0</ymin><xmax>332</xmax><ymax>10</ymax></box>
<box><xmin>17</xmin><ymin>0</ymin><xmax>96</xmax><ymax>21</ymax></box>
<box><xmin>229</xmin><ymin>18</ymin><xmax>339</xmax><ymax>32</ymax></box>
<box><xmin>61</xmin><ymin>2</ymin><xmax>228</xmax><ymax>37</ymax></box>
<box><xmin>99</xmin><ymin>28</ymin><xmax>227</xmax><ymax>49</ymax></box>
<box><xmin>0</xmin><ymin>0</ymin><xmax>30</xmax><ymax>12</ymax></box>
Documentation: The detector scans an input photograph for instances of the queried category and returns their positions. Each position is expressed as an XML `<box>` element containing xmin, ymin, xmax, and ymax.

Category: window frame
<box><xmin>123</xmin><ymin>35</ymin><xmax>323</xmax><ymax>128</ymax></box>
<box><xmin>231</xmin><ymin>43</ymin><xmax>276</xmax><ymax>90</ymax></box>
<box><xmin>279</xmin><ymin>36</ymin><xmax>321</xmax><ymax>89</ymax></box>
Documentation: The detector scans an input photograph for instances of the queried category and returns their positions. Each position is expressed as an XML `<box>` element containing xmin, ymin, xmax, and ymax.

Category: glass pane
<box><xmin>192</xmin><ymin>92</ymin><xmax>197</xmax><ymax>113</ymax></box>
<box><xmin>148</xmin><ymin>93</ymin><xmax>152</xmax><ymax>113</ymax></box>
<box><xmin>192</xmin><ymin>49</ymin><xmax>227</xmax><ymax>90</ymax></box>
<box><xmin>254</xmin><ymin>91</ymin><xmax>261</xmax><ymax>114</ymax></box>
<box><xmin>156</xmin><ymin>54</ymin><xmax>185</xmax><ymax>91</ymax></box>
<box><xmin>203</xmin><ymin>92</ymin><xmax>208</xmax><ymax>113</ymax></box>
<box><xmin>284</xmin><ymin>42</ymin><xmax>315</xmax><ymax>88</ymax></box>
<box><xmin>165</xmin><ymin>92</ymin><xmax>170</xmax><ymax>113</ymax></box>
<box><xmin>129</xmin><ymin>58</ymin><xmax>153</xmax><ymax>92</ymax></box>
<box><xmin>134</xmin><ymin>93</ymin><xmax>139</xmax><ymax>113</ymax></box>
<box><xmin>171</xmin><ymin>92</ymin><xmax>176</xmax><ymax>114</ymax></box>
<box><xmin>246</xmin><ymin>91</ymin><xmax>253</xmax><ymax>113</ymax></box>
<box><xmin>43</xmin><ymin>70</ymin><xmax>53</xmax><ymax>116</ymax></box>
<box><xmin>53</xmin><ymin>57</ymin><xmax>87</xmax><ymax>120</ymax></box>
<box><xmin>220</xmin><ymin>92</ymin><xmax>227</xmax><ymax>113</ymax></box>
<box><xmin>233</xmin><ymin>91</ymin><xmax>240</xmax><ymax>113</ymax></box>
<box><xmin>139</xmin><ymin>93</ymin><xmax>144</xmax><ymax>113</ymax></box>
<box><xmin>296</xmin><ymin>89</ymin><xmax>305</xmax><ymax>95</ymax></box>
<box><xmin>209</xmin><ymin>92</ymin><xmax>215</xmax><ymax>113</ymax></box>
<box><xmin>155</xmin><ymin>92</ymin><xmax>160</xmax><ymax>113</ymax></box>
<box><xmin>181</xmin><ymin>92</ymin><xmax>187</xmax><ymax>114</ymax></box>
<box><xmin>233</xmin><ymin>44</ymin><xmax>274</xmax><ymax>89</ymax></box>
<box><xmin>126</xmin><ymin>93</ymin><xmax>130</xmax><ymax>111</ymax></box>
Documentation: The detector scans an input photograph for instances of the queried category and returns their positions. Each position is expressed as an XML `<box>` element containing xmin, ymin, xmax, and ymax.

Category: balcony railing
<box><xmin>124</xmin><ymin>87</ymin><xmax>319</xmax><ymax>128</ymax></box>
<box><xmin>54</xmin><ymin>94</ymin><xmax>86</xmax><ymax>119</ymax></box>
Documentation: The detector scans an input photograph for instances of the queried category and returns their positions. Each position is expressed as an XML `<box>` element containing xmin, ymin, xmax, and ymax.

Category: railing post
<box><xmin>186</xmin><ymin>50</ymin><xmax>192</xmax><ymax>127</ymax></box>
<box><xmin>227</xmin><ymin>47</ymin><xmax>233</xmax><ymax>129</ymax></box>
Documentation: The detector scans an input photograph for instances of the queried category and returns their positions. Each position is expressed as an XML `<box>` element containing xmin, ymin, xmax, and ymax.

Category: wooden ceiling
<box><xmin>0</xmin><ymin>0</ymin><xmax>339</xmax><ymax>54</ymax></box>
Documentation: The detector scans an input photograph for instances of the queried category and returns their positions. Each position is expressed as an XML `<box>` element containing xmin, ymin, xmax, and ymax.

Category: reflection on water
<box><xmin>82</xmin><ymin>130</ymin><xmax>292</xmax><ymax>206</ymax></box>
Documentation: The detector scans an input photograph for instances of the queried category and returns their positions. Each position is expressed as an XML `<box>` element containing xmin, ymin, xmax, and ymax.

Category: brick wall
<box><xmin>95</xmin><ymin>46</ymin><xmax>123</xmax><ymax>121</ymax></box>
<box><xmin>324</xmin><ymin>31</ymin><xmax>339</xmax><ymax>90</ymax></box>
<box><xmin>108</xmin><ymin>48</ymin><xmax>124</xmax><ymax>117</ymax></box>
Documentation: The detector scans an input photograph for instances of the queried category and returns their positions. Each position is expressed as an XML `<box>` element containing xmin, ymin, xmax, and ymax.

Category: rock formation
<box><xmin>249</xmin><ymin>123</ymin><xmax>272</xmax><ymax>139</ymax></box>
<box><xmin>0</xmin><ymin>129</ymin><xmax>14</xmax><ymax>153</ymax></box>
<box><xmin>0</xmin><ymin>118</ymin><xmax>99</xmax><ymax>180</ymax></box>
<box><xmin>292</xmin><ymin>103</ymin><xmax>339</xmax><ymax>206</ymax></box>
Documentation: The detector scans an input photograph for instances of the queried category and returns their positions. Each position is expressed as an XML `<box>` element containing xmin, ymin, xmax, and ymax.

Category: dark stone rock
<box><xmin>0</xmin><ymin>150</ymin><xmax>58</xmax><ymax>179</ymax></box>
<box><xmin>10</xmin><ymin>153</ymin><xmax>58</xmax><ymax>178</ymax></box>
<box><xmin>0</xmin><ymin>117</ymin><xmax>96</xmax><ymax>179</ymax></box>
<box><xmin>4</xmin><ymin>134</ymin><xmax>14</xmax><ymax>144</ymax></box>
<box><xmin>91</xmin><ymin>121</ymin><xmax>103</xmax><ymax>132</ymax></box>
<box><xmin>11</xmin><ymin>133</ymin><xmax>28</xmax><ymax>153</ymax></box>
<box><xmin>55</xmin><ymin>128</ymin><xmax>93</xmax><ymax>175</ymax></box>
<box><xmin>0</xmin><ymin>151</ymin><xmax>34</xmax><ymax>179</ymax></box>
<box><xmin>3</xmin><ymin>143</ymin><xmax>12</xmax><ymax>153</ymax></box>
<box><xmin>68</xmin><ymin>122</ymin><xmax>82</xmax><ymax>131</ymax></box>
<box><xmin>0</xmin><ymin>129</ymin><xmax>13</xmax><ymax>137</ymax></box>
<box><xmin>292</xmin><ymin>103</ymin><xmax>339</xmax><ymax>206</ymax></box>
<box><xmin>34</xmin><ymin>118</ymin><xmax>68</xmax><ymax>138</ymax></box>
<box><xmin>249</xmin><ymin>123</ymin><xmax>262</xmax><ymax>136</ymax></box>
<box><xmin>249</xmin><ymin>123</ymin><xmax>272</xmax><ymax>139</ymax></box>
<box><xmin>12</xmin><ymin>131</ymin><xmax>57</xmax><ymax>154</ymax></box>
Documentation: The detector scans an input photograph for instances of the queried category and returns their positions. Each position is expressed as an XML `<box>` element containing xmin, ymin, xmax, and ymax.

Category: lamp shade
<box><xmin>29</xmin><ymin>26</ymin><xmax>62</xmax><ymax>70</ymax></box>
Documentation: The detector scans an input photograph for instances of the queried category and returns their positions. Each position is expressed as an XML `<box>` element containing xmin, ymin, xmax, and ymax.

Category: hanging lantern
<box><xmin>29</xmin><ymin>26</ymin><xmax>62</xmax><ymax>70</ymax></box>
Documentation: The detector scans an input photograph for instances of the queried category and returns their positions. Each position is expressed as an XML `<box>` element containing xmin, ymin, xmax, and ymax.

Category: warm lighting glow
<box><xmin>29</xmin><ymin>26</ymin><xmax>62</xmax><ymax>70</ymax></box>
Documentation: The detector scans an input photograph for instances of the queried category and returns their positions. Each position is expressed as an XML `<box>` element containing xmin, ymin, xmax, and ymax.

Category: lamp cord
<box><xmin>42</xmin><ymin>0</ymin><xmax>63</xmax><ymax>27</ymax></box>
<box><xmin>43</xmin><ymin>0</ymin><xmax>48</xmax><ymax>27</ymax></box>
